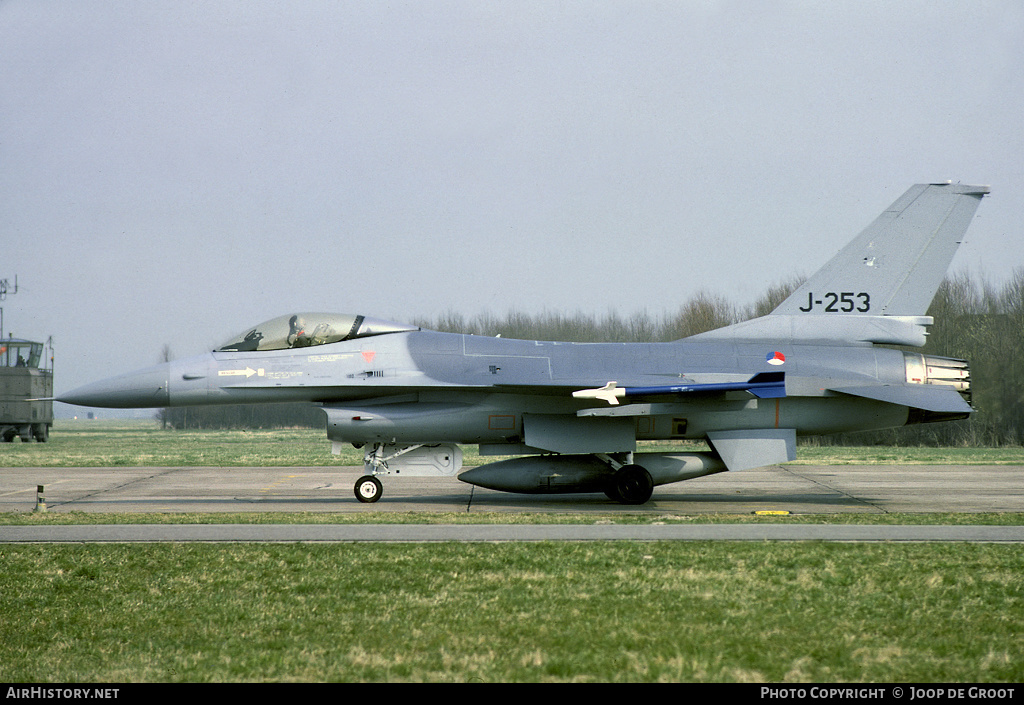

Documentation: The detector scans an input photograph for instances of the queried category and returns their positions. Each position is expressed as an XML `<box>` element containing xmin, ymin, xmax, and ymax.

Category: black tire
<box><xmin>611</xmin><ymin>464</ymin><xmax>654</xmax><ymax>505</ymax></box>
<box><xmin>354</xmin><ymin>475</ymin><xmax>383</xmax><ymax>503</ymax></box>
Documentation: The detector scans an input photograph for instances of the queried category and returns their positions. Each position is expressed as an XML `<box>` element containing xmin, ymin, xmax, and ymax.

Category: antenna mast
<box><xmin>0</xmin><ymin>275</ymin><xmax>17</xmax><ymax>340</ymax></box>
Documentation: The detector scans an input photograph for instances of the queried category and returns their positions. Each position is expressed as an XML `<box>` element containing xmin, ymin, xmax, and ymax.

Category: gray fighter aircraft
<box><xmin>60</xmin><ymin>182</ymin><xmax>987</xmax><ymax>504</ymax></box>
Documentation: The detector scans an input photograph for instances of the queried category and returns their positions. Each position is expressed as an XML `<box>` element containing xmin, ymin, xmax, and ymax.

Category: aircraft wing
<box><xmin>571</xmin><ymin>372</ymin><xmax>785</xmax><ymax>405</ymax></box>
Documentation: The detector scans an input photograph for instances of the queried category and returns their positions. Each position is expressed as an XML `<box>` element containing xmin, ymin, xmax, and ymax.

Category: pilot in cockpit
<box><xmin>287</xmin><ymin>315</ymin><xmax>312</xmax><ymax>348</ymax></box>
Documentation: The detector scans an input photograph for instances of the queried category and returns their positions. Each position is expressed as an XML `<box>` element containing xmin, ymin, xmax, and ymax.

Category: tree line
<box><xmin>158</xmin><ymin>270</ymin><xmax>1023</xmax><ymax>447</ymax></box>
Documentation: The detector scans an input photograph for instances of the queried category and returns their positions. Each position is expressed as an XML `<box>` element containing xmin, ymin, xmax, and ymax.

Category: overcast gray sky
<box><xmin>2</xmin><ymin>0</ymin><xmax>1021</xmax><ymax>399</ymax></box>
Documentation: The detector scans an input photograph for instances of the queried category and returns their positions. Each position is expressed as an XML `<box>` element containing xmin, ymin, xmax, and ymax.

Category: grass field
<box><xmin>1</xmin><ymin>419</ymin><xmax>1022</xmax><ymax>682</ymax></box>
<box><xmin>1</xmin><ymin>542</ymin><xmax>1022</xmax><ymax>683</ymax></box>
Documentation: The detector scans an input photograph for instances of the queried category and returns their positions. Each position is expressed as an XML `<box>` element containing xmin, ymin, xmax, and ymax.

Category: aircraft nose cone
<box><xmin>58</xmin><ymin>363</ymin><xmax>171</xmax><ymax>408</ymax></box>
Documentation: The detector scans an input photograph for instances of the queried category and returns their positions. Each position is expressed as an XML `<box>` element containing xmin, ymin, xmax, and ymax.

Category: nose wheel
<box><xmin>354</xmin><ymin>475</ymin><xmax>383</xmax><ymax>503</ymax></box>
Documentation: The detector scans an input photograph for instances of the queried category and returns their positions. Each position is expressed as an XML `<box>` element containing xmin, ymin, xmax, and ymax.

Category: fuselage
<box><xmin>62</xmin><ymin>328</ymin><xmax>937</xmax><ymax>446</ymax></box>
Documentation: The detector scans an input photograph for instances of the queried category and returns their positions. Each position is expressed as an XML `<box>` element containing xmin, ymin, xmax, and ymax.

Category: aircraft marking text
<box><xmin>218</xmin><ymin>368</ymin><xmax>263</xmax><ymax>378</ymax></box>
<box><xmin>797</xmin><ymin>292</ymin><xmax>871</xmax><ymax>313</ymax></box>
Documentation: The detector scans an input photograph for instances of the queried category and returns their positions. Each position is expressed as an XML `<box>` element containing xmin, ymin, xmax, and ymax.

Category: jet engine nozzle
<box><xmin>904</xmin><ymin>352</ymin><xmax>972</xmax><ymax>405</ymax></box>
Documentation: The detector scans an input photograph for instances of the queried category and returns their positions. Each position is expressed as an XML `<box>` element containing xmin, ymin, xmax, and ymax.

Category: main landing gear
<box><xmin>595</xmin><ymin>453</ymin><xmax>654</xmax><ymax>505</ymax></box>
<box><xmin>605</xmin><ymin>464</ymin><xmax>654</xmax><ymax>505</ymax></box>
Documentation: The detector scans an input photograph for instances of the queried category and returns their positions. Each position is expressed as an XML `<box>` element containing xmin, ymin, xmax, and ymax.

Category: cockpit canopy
<box><xmin>216</xmin><ymin>313</ymin><xmax>418</xmax><ymax>352</ymax></box>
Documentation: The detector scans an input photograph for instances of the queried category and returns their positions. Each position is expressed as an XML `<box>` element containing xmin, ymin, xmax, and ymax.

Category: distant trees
<box><xmin>159</xmin><ymin>270</ymin><xmax>1024</xmax><ymax>446</ymax></box>
<box><xmin>411</xmin><ymin>276</ymin><xmax>810</xmax><ymax>343</ymax></box>
<box><xmin>158</xmin><ymin>402</ymin><xmax>324</xmax><ymax>430</ymax></box>
<box><xmin>906</xmin><ymin>270</ymin><xmax>1024</xmax><ymax>446</ymax></box>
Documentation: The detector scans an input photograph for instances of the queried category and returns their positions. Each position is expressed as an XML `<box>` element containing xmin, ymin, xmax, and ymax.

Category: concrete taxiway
<box><xmin>1</xmin><ymin>464</ymin><xmax>1022</xmax><ymax>542</ymax></box>
<box><xmin>2</xmin><ymin>464</ymin><xmax>1023</xmax><ymax>514</ymax></box>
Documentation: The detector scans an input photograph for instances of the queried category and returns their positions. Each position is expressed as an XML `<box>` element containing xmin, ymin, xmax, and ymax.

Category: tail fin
<box><xmin>690</xmin><ymin>182</ymin><xmax>989</xmax><ymax>346</ymax></box>
<box><xmin>773</xmin><ymin>182</ymin><xmax>989</xmax><ymax>317</ymax></box>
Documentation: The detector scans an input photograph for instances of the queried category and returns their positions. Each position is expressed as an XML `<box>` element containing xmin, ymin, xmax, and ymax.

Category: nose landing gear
<box><xmin>350</xmin><ymin>442</ymin><xmax>463</xmax><ymax>503</ymax></box>
<box><xmin>354</xmin><ymin>475</ymin><xmax>383</xmax><ymax>503</ymax></box>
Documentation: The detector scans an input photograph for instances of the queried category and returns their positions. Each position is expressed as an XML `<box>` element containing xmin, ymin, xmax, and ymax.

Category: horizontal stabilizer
<box><xmin>830</xmin><ymin>384</ymin><xmax>973</xmax><ymax>414</ymax></box>
<box><xmin>573</xmin><ymin>372</ymin><xmax>785</xmax><ymax>406</ymax></box>
<box><xmin>706</xmin><ymin>428</ymin><xmax>797</xmax><ymax>472</ymax></box>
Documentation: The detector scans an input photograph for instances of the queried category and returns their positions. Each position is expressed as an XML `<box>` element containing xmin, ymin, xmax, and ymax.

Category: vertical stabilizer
<box><xmin>772</xmin><ymin>182</ymin><xmax>989</xmax><ymax>317</ymax></box>
<box><xmin>689</xmin><ymin>182</ymin><xmax>989</xmax><ymax>346</ymax></box>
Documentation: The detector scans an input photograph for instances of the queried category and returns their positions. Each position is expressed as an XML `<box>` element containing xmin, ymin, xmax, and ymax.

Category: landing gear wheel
<box><xmin>609</xmin><ymin>464</ymin><xmax>654</xmax><ymax>505</ymax></box>
<box><xmin>354</xmin><ymin>475</ymin><xmax>383</xmax><ymax>503</ymax></box>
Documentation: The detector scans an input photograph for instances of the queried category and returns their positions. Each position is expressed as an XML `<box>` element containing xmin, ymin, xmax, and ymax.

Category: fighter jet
<box><xmin>60</xmin><ymin>182</ymin><xmax>987</xmax><ymax>504</ymax></box>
